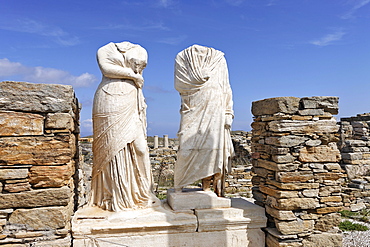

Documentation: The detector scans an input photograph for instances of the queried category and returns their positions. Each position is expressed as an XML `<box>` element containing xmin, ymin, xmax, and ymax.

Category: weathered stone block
<box><xmin>267</xmin><ymin>180</ymin><xmax>320</xmax><ymax>190</ymax></box>
<box><xmin>0</xmin><ymin>168</ymin><xmax>28</xmax><ymax>180</ymax></box>
<box><xmin>0</xmin><ymin>135</ymin><xmax>74</xmax><ymax>165</ymax></box>
<box><xmin>252</xmin><ymin>97</ymin><xmax>300</xmax><ymax>116</ymax></box>
<box><xmin>301</xmin><ymin>189</ymin><xmax>319</xmax><ymax>197</ymax></box>
<box><xmin>314</xmin><ymin>213</ymin><xmax>341</xmax><ymax>232</ymax></box>
<box><xmin>260</xmin><ymin>185</ymin><xmax>299</xmax><ymax>199</ymax></box>
<box><xmin>275</xmin><ymin>219</ymin><xmax>314</xmax><ymax>235</ymax></box>
<box><xmin>0</xmin><ymin>187</ymin><xmax>71</xmax><ymax>209</ymax></box>
<box><xmin>0</xmin><ymin>81</ymin><xmax>74</xmax><ymax>113</ymax></box>
<box><xmin>29</xmin><ymin>162</ymin><xmax>75</xmax><ymax>188</ymax></box>
<box><xmin>314</xmin><ymin>172</ymin><xmax>343</xmax><ymax>182</ymax></box>
<box><xmin>256</xmin><ymin>159</ymin><xmax>299</xmax><ymax>172</ymax></box>
<box><xmin>269</xmin><ymin>197</ymin><xmax>319</xmax><ymax>210</ymax></box>
<box><xmin>301</xmin><ymin>233</ymin><xmax>342</xmax><ymax>247</ymax></box>
<box><xmin>299</xmin><ymin>145</ymin><xmax>341</xmax><ymax>163</ymax></box>
<box><xmin>319</xmin><ymin>196</ymin><xmax>342</xmax><ymax>203</ymax></box>
<box><xmin>276</xmin><ymin>171</ymin><xmax>314</xmax><ymax>183</ymax></box>
<box><xmin>4</xmin><ymin>182</ymin><xmax>31</xmax><ymax>193</ymax></box>
<box><xmin>266</xmin><ymin>135</ymin><xmax>308</xmax><ymax>147</ymax></box>
<box><xmin>266</xmin><ymin>233</ymin><xmax>303</xmax><ymax>247</ymax></box>
<box><xmin>298</xmin><ymin>109</ymin><xmax>325</xmax><ymax>116</ymax></box>
<box><xmin>9</xmin><ymin>206</ymin><xmax>69</xmax><ymax>230</ymax></box>
<box><xmin>272</xmin><ymin>154</ymin><xmax>295</xmax><ymax>163</ymax></box>
<box><xmin>0</xmin><ymin>111</ymin><xmax>44</xmax><ymax>136</ymax></box>
<box><xmin>316</xmin><ymin>206</ymin><xmax>342</xmax><ymax>214</ymax></box>
<box><xmin>265</xmin><ymin>206</ymin><xmax>296</xmax><ymax>221</ymax></box>
<box><xmin>300</xmin><ymin>96</ymin><xmax>339</xmax><ymax>114</ymax></box>
<box><xmin>268</xmin><ymin>119</ymin><xmax>338</xmax><ymax>134</ymax></box>
<box><xmin>45</xmin><ymin>113</ymin><xmax>74</xmax><ymax>130</ymax></box>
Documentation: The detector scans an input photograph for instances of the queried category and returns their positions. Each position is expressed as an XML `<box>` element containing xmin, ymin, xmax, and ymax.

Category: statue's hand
<box><xmin>225</xmin><ymin>114</ymin><xmax>233</xmax><ymax>129</ymax></box>
<box><xmin>133</xmin><ymin>74</ymin><xmax>144</xmax><ymax>88</ymax></box>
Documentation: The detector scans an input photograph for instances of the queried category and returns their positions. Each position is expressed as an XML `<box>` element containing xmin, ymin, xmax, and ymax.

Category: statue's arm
<box><xmin>97</xmin><ymin>47</ymin><xmax>143</xmax><ymax>85</ymax></box>
<box><xmin>223</xmin><ymin>58</ymin><xmax>234</xmax><ymax>129</ymax></box>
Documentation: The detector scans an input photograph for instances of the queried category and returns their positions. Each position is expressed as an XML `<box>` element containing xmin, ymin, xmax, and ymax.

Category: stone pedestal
<box><xmin>72</xmin><ymin>197</ymin><xmax>266</xmax><ymax>247</ymax></box>
<box><xmin>167</xmin><ymin>188</ymin><xmax>231</xmax><ymax>211</ymax></box>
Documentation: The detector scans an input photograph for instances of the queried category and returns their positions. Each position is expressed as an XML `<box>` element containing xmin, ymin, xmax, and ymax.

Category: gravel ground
<box><xmin>342</xmin><ymin>219</ymin><xmax>370</xmax><ymax>247</ymax></box>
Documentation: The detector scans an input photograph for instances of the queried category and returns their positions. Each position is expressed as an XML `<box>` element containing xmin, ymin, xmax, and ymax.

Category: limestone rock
<box><xmin>299</xmin><ymin>145</ymin><xmax>341</xmax><ymax>163</ymax></box>
<box><xmin>9</xmin><ymin>207</ymin><xmax>68</xmax><ymax>230</ymax></box>
<box><xmin>0</xmin><ymin>187</ymin><xmax>71</xmax><ymax>209</ymax></box>
<box><xmin>314</xmin><ymin>213</ymin><xmax>341</xmax><ymax>232</ymax></box>
<box><xmin>301</xmin><ymin>233</ymin><xmax>342</xmax><ymax>247</ymax></box>
<box><xmin>4</xmin><ymin>182</ymin><xmax>31</xmax><ymax>193</ymax></box>
<box><xmin>266</xmin><ymin>233</ymin><xmax>303</xmax><ymax>247</ymax></box>
<box><xmin>29</xmin><ymin>162</ymin><xmax>75</xmax><ymax>188</ymax></box>
<box><xmin>266</xmin><ymin>135</ymin><xmax>308</xmax><ymax>147</ymax></box>
<box><xmin>252</xmin><ymin>97</ymin><xmax>300</xmax><ymax>116</ymax></box>
<box><xmin>265</xmin><ymin>206</ymin><xmax>296</xmax><ymax>221</ymax></box>
<box><xmin>0</xmin><ymin>168</ymin><xmax>28</xmax><ymax>180</ymax></box>
<box><xmin>300</xmin><ymin>96</ymin><xmax>339</xmax><ymax>115</ymax></box>
<box><xmin>275</xmin><ymin>219</ymin><xmax>314</xmax><ymax>235</ymax></box>
<box><xmin>276</xmin><ymin>171</ymin><xmax>314</xmax><ymax>183</ymax></box>
<box><xmin>267</xmin><ymin>196</ymin><xmax>319</xmax><ymax>210</ymax></box>
<box><xmin>260</xmin><ymin>185</ymin><xmax>298</xmax><ymax>199</ymax></box>
<box><xmin>268</xmin><ymin>120</ymin><xmax>338</xmax><ymax>134</ymax></box>
<box><xmin>0</xmin><ymin>135</ymin><xmax>74</xmax><ymax>165</ymax></box>
<box><xmin>0</xmin><ymin>111</ymin><xmax>44</xmax><ymax>136</ymax></box>
<box><xmin>0</xmin><ymin>81</ymin><xmax>75</xmax><ymax>113</ymax></box>
<box><xmin>45</xmin><ymin>113</ymin><xmax>74</xmax><ymax>131</ymax></box>
<box><xmin>256</xmin><ymin>159</ymin><xmax>299</xmax><ymax>172</ymax></box>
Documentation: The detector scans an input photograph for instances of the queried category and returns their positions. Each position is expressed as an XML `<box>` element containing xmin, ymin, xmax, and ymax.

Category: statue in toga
<box><xmin>174</xmin><ymin>44</ymin><xmax>234</xmax><ymax>196</ymax></box>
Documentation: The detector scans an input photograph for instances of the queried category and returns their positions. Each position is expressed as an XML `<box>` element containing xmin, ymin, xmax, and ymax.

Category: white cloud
<box><xmin>310</xmin><ymin>31</ymin><xmax>346</xmax><ymax>47</ymax></box>
<box><xmin>94</xmin><ymin>21</ymin><xmax>169</xmax><ymax>31</ymax></box>
<box><xmin>342</xmin><ymin>0</ymin><xmax>370</xmax><ymax>19</ymax></box>
<box><xmin>157</xmin><ymin>35</ymin><xmax>187</xmax><ymax>45</ymax></box>
<box><xmin>158</xmin><ymin>0</ymin><xmax>173</xmax><ymax>8</ymax></box>
<box><xmin>0</xmin><ymin>18</ymin><xmax>79</xmax><ymax>46</ymax></box>
<box><xmin>81</xmin><ymin>119</ymin><xmax>93</xmax><ymax>135</ymax></box>
<box><xmin>225</xmin><ymin>0</ymin><xmax>245</xmax><ymax>6</ymax></box>
<box><xmin>0</xmin><ymin>58</ymin><xmax>97</xmax><ymax>87</ymax></box>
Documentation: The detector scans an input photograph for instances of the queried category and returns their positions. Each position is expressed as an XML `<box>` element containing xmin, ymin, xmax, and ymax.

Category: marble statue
<box><xmin>89</xmin><ymin>41</ymin><xmax>158</xmax><ymax>211</ymax></box>
<box><xmin>174</xmin><ymin>44</ymin><xmax>234</xmax><ymax>196</ymax></box>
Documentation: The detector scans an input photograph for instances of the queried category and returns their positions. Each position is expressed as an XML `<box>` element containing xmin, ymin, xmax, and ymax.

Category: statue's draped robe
<box><xmin>90</xmin><ymin>42</ymin><xmax>154</xmax><ymax>211</ymax></box>
<box><xmin>174</xmin><ymin>45</ymin><xmax>234</xmax><ymax>188</ymax></box>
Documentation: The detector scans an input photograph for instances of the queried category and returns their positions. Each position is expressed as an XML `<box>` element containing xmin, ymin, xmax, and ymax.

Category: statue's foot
<box><xmin>174</xmin><ymin>187</ymin><xmax>182</xmax><ymax>193</ymax></box>
<box><xmin>202</xmin><ymin>176</ymin><xmax>212</xmax><ymax>192</ymax></box>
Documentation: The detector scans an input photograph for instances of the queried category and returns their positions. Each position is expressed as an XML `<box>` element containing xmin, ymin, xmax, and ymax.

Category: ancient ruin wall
<box><xmin>339</xmin><ymin>113</ymin><xmax>370</xmax><ymax>211</ymax></box>
<box><xmin>251</xmin><ymin>96</ymin><xmax>343</xmax><ymax>247</ymax></box>
<box><xmin>0</xmin><ymin>81</ymin><xmax>80</xmax><ymax>246</ymax></box>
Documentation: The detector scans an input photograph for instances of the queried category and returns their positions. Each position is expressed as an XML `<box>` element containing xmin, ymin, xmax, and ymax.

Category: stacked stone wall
<box><xmin>251</xmin><ymin>96</ymin><xmax>343</xmax><ymax>247</ymax></box>
<box><xmin>339</xmin><ymin>113</ymin><xmax>370</xmax><ymax>211</ymax></box>
<box><xmin>0</xmin><ymin>81</ymin><xmax>79</xmax><ymax>246</ymax></box>
<box><xmin>225</xmin><ymin>131</ymin><xmax>253</xmax><ymax>197</ymax></box>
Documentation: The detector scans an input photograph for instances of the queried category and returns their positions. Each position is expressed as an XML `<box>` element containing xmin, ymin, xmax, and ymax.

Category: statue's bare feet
<box><xmin>174</xmin><ymin>187</ymin><xmax>182</xmax><ymax>193</ymax></box>
<box><xmin>202</xmin><ymin>176</ymin><xmax>212</xmax><ymax>192</ymax></box>
<box><xmin>213</xmin><ymin>173</ymin><xmax>222</xmax><ymax>197</ymax></box>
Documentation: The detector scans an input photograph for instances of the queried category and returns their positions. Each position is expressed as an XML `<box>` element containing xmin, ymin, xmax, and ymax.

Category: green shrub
<box><xmin>339</xmin><ymin>220</ymin><xmax>369</xmax><ymax>231</ymax></box>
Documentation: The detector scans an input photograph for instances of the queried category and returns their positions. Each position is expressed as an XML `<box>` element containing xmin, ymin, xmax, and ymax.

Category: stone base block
<box><xmin>167</xmin><ymin>188</ymin><xmax>231</xmax><ymax>211</ymax></box>
<box><xmin>72</xmin><ymin>198</ymin><xmax>267</xmax><ymax>247</ymax></box>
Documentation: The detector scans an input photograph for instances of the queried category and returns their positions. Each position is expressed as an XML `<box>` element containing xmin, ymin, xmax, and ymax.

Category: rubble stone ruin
<box><xmin>0</xmin><ymin>58</ymin><xmax>370</xmax><ymax>246</ymax></box>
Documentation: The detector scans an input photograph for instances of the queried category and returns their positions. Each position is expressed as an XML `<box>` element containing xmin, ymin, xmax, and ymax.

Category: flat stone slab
<box><xmin>72</xmin><ymin>199</ymin><xmax>265</xmax><ymax>247</ymax></box>
<box><xmin>72</xmin><ymin>203</ymin><xmax>197</xmax><ymax>237</ymax></box>
<box><xmin>167</xmin><ymin>188</ymin><xmax>231</xmax><ymax>211</ymax></box>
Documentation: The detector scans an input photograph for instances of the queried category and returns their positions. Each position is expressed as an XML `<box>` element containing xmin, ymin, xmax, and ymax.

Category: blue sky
<box><xmin>1</xmin><ymin>0</ymin><xmax>370</xmax><ymax>137</ymax></box>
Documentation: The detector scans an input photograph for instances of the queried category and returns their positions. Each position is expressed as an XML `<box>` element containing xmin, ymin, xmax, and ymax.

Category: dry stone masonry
<box><xmin>0</xmin><ymin>81</ymin><xmax>80</xmax><ymax>246</ymax></box>
<box><xmin>251</xmin><ymin>96</ymin><xmax>343</xmax><ymax>247</ymax></box>
<box><xmin>339</xmin><ymin>113</ymin><xmax>370</xmax><ymax>211</ymax></box>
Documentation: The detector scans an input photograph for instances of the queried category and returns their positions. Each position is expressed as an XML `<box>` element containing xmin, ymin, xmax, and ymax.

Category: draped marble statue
<box><xmin>89</xmin><ymin>41</ymin><xmax>158</xmax><ymax>211</ymax></box>
<box><xmin>174</xmin><ymin>44</ymin><xmax>234</xmax><ymax>196</ymax></box>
